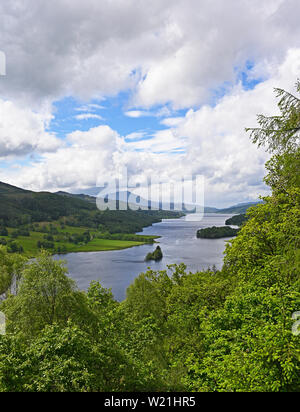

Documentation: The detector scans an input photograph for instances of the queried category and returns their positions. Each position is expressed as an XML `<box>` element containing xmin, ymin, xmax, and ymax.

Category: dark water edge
<box><xmin>54</xmin><ymin>213</ymin><xmax>235</xmax><ymax>301</ymax></box>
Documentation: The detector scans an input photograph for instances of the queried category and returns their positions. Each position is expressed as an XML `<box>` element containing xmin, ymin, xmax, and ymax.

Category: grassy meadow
<box><xmin>0</xmin><ymin>223</ymin><xmax>158</xmax><ymax>257</ymax></box>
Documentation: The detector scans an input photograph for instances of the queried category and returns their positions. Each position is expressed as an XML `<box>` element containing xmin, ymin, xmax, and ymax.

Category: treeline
<box><xmin>225</xmin><ymin>214</ymin><xmax>248</xmax><ymax>227</ymax></box>
<box><xmin>197</xmin><ymin>226</ymin><xmax>239</xmax><ymax>239</ymax></box>
<box><xmin>0</xmin><ymin>240</ymin><xmax>23</xmax><ymax>253</ymax></box>
<box><xmin>96</xmin><ymin>232</ymin><xmax>156</xmax><ymax>243</ymax></box>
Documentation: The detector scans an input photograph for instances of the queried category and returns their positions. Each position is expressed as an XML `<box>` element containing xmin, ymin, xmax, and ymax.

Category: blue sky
<box><xmin>49</xmin><ymin>94</ymin><xmax>188</xmax><ymax>142</ymax></box>
<box><xmin>48</xmin><ymin>63</ymin><xmax>260</xmax><ymax>146</ymax></box>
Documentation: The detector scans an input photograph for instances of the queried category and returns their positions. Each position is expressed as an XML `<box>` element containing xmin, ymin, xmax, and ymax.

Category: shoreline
<box><xmin>53</xmin><ymin>235</ymin><xmax>162</xmax><ymax>257</ymax></box>
<box><xmin>1</xmin><ymin>213</ymin><xmax>183</xmax><ymax>258</ymax></box>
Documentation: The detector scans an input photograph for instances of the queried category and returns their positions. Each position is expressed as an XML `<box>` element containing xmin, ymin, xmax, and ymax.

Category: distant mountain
<box><xmin>203</xmin><ymin>206</ymin><xmax>220</xmax><ymax>213</ymax></box>
<box><xmin>63</xmin><ymin>188</ymin><xmax>260</xmax><ymax>214</ymax></box>
<box><xmin>58</xmin><ymin>190</ymin><xmax>136</xmax><ymax>210</ymax></box>
<box><xmin>71</xmin><ymin>189</ymin><xmax>219</xmax><ymax>213</ymax></box>
<box><xmin>55</xmin><ymin>191</ymin><xmax>96</xmax><ymax>204</ymax></box>
<box><xmin>217</xmin><ymin>202</ymin><xmax>262</xmax><ymax>214</ymax></box>
<box><xmin>72</xmin><ymin>186</ymin><xmax>103</xmax><ymax>197</ymax></box>
<box><xmin>0</xmin><ymin>181</ymin><xmax>260</xmax><ymax>227</ymax></box>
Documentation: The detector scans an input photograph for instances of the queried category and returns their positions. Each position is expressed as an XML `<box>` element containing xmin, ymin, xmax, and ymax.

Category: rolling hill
<box><xmin>0</xmin><ymin>182</ymin><xmax>95</xmax><ymax>227</ymax></box>
<box><xmin>217</xmin><ymin>202</ymin><xmax>262</xmax><ymax>214</ymax></box>
<box><xmin>0</xmin><ymin>182</ymin><xmax>184</xmax><ymax>233</ymax></box>
<box><xmin>0</xmin><ymin>181</ymin><xmax>261</xmax><ymax>230</ymax></box>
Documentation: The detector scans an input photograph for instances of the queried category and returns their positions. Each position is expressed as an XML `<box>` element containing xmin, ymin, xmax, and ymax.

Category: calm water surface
<box><xmin>56</xmin><ymin>214</ymin><xmax>235</xmax><ymax>301</ymax></box>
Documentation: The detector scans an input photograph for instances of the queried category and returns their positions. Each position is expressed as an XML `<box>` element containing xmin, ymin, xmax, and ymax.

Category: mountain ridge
<box><xmin>0</xmin><ymin>181</ymin><xmax>261</xmax><ymax>224</ymax></box>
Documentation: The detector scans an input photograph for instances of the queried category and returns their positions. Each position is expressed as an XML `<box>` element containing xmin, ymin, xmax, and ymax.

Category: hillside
<box><xmin>0</xmin><ymin>182</ymin><xmax>95</xmax><ymax>227</ymax></box>
<box><xmin>0</xmin><ymin>182</ymin><xmax>260</xmax><ymax>228</ymax></box>
<box><xmin>217</xmin><ymin>201</ymin><xmax>262</xmax><ymax>214</ymax></box>
<box><xmin>55</xmin><ymin>191</ymin><xmax>96</xmax><ymax>204</ymax></box>
<box><xmin>0</xmin><ymin>182</ymin><xmax>184</xmax><ymax>232</ymax></box>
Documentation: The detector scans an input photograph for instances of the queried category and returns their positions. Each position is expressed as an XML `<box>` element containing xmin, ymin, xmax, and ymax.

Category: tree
<box><xmin>186</xmin><ymin>80</ymin><xmax>300</xmax><ymax>392</ymax></box>
<box><xmin>145</xmin><ymin>246</ymin><xmax>163</xmax><ymax>261</ymax></box>
<box><xmin>0</xmin><ymin>228</ymin><xmax>8</xmax><ymax>236</ymax></box>
<box><xmin>246</xmin><ymin>80</ymin><xmax>300</xmax><ymax>154</ymax></box>
<box><xmin>2</xmin><ymin>252</ymin><xmax>90</xmax><ymax>338</ymax></box>
<box><xmin>0</xmin><ymin>246</ymin><xmax>25</xmax><ymax>299</ymax></box>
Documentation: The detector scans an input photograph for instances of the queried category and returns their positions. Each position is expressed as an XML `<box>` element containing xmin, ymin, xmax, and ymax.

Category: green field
<box><xmin>66</xmin><ymin>238</ymin><xmax>146</xmax><ymax>252</ymax></box>
<box><xmin>0</xmin><ymin>224</ymin><xmax>158</xmax><ymax>257</ymax></box>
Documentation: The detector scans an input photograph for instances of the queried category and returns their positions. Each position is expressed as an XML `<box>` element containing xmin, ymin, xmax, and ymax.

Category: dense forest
<box><xmin>0</xmin><ymin>81</ymin><xmax>299</xmax><ymax>392</ymax></box>
<box><xmin>0</xmin><ymin>182</ymin><xmax>184</xmax><ymax>232</ymax></box>
<box><xmin>225</xmin><ymin>214</ymin><xmax>248</xmax><ymax>227</ymax></box>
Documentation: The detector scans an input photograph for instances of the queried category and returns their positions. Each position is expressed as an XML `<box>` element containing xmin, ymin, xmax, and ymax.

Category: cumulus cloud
<box><xmin>1</xmin><ymin>49</ymin><xmax>299</xmax><ymax>205</ymax></box>
<box><xmin>1</xmin><ymin>0</ymin><xmax>300</xmax><ymax>109</ymax></box>
<box><xmin>0</xmin><ymin>0</ymin><xmax>300</xmax><ymax>206</ymax></box>
<box><xmin>155</xmin><ymin>48</ymin><xmax>300</xmax><ymax>206</ymax></box>
<box><xmin>0</xmin><ymin>99</ymin><xmax>61</xmax><ymax>158</ymax></box>
<box><xmin>0</xmin><ymin>125</ymin><xmax>122</xmax><ymax>191</ymax></box>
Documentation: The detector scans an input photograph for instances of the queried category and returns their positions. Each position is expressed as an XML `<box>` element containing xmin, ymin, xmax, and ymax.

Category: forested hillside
<box><xmin>0</xmin><ymin>181</ymin><xmax>183</xmax><ymax>231</ymax></box>
<box><xmin>0</xmin><ymin>81</ymin><xmax>299</xmax><ymax>392</ymax></box>
<box><xmin>0</xmin><ymin>182</ymin><xmax>94</xmax><ymax>227</ymax></box>
<box><xmin>0</xmin><ymin>183</ymin><xmax>184</xmax><ymax>256</ymax></box>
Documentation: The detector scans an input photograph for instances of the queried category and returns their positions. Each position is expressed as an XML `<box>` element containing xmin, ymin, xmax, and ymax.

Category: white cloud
<box><xmin>75</xmin><ymin>103</ymin><xmax>105</xmax><ymax>112</ymax></box>
<box><xmin>0</xmin><ymin>125</ymin><xmax>122</xmax><ymax>191</ymax></box>
<box><xmin>124</xmin><ymin>110</ymin><xmax>152</xmax><ymax>118</ymax></box>
<box><xmin>0</xmin><ymin>99</ymin><xmax>61</xmax><ymax>158</ymax></box>
<box><xmin>0</xmin><ymin>1</ymin><xmax>300</xmax><ymax>206</ymax></box>
<box><xmin>75</xmin><ymin>113</ymin><xmax>103</xmax><ymax>121</ymax></box>
<box><xmin>159</xmin><ymin>48</ymin><xmax>300</xmax><ymax>206</ymax></box>
<box><xmin>126</xmin><ymin>129</ymin><xmax>187</xmax><ymax>154</ymax></box>
<box><xmin>125</xmin><ymin>132</ymin><xmax>147</xmax><ymax>141</ymax></box>
<box><xmin>1</xmin><ymin>49</ymin><xmax>299</xmax><ymax>205</ymax></box>
<box><xmin>160</xmin><ymin>117</ymin><xmax>185</xmax><ymax>127</ymax></box>
<box><xmin>125</xmin><ymin>107</ymin><xmax>174</xmax><ymax>119</ymax></box>
<box><xmin>1</xmin><ymin>0</ymin><xmax>299</xmax><ymax>109</ymax></box>
<box><xmin>133</xmin><ymin>0</ymin><xmax>300</xmax><ymax>109</ymax></box>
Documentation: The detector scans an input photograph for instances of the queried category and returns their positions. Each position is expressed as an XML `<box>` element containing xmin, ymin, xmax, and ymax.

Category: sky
<box><xmin>0</xmin><ymin>0</ymin><xmax>299</xmax><ymax>208</ymax></box>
